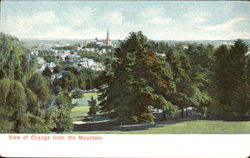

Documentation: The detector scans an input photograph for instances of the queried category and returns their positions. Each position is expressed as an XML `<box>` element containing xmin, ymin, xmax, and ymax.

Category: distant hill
<box><xmin>162</xmin><ymin>39</ymin><xmax>250</xmax><ymax>46</ymax></box>
<box><xmin>21</xmin><ymin>39</ymin><xmax>250</xmax><ymax>47</ymax></box>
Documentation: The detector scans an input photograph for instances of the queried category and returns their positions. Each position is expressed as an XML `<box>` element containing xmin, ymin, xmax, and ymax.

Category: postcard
<box><xmin>0</xmin><ymin>0</ymin><xmax>250</xmax><ymax>157</ymax></box>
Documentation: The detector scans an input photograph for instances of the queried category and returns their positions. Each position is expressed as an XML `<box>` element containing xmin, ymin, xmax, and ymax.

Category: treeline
<box><xmin>53</xmin><ymin>66</ymin><xmax>101</xmax><ymax>92</ymax></box>
<box><xmin>0</xmin><ymin>33</ymin><xmax>99</xmax><ymax>133</ymax></box>
<box><xmin>95</xmin><ymin>31</ymin><xmax>250</xmax><ymax>124</ymax></box>
<box><xmin>79</xmin><ymin>51</ymin><xmax>106</xmax><ymax>63</ymax></box>
<box><xmin>52</xmin><ymin>45</ymin><xmax>77</xmax><ymax>50</ymax></box>
<box><xmin>1</xmin><ymin>31</ymin><xmax>249</xmax><ymax>132</ymax></box>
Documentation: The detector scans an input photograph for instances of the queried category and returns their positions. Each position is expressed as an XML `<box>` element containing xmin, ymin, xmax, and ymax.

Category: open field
<box><xmin>71</xmin><ymin>92</ymin><xmax>99</xmax><ymax>106</ymax></box>
<box><xmin>70</xmin><ymin>104</ymin><xmax>250</xmax><ymax>134</ymax></box>
<box><xmin>70</xmin><ymin>120</ymin><xmax>250</xmax><ymax>134</ymax></box>
<box><xmin>71</xmin><ymin>106</ymin><xmax>89</xmax><ymax>122</ymax></box>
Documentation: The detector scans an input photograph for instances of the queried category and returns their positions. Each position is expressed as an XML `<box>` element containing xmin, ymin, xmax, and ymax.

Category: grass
<box><xmin>72</xmin><ymin>92</ymin><xmax>99</xmax><ymax>106</ymax></box>
<box><xmin>70</xmin><ymin>93</ymin><xmax>99</xmax><ymax>121</ymax></box>
<box><xmin>70</xmin><ymin>120</ymin><xmax>250</xmax><ymax>134</ymax></box>
<box><xmin>71</xmin><ymin>106</ymin><xmax>89</xmax><ymax>122</ymax></box>
<box><xmin>70</xmin><ymin>93</ymin><xmax>250</xmax><ymax>134</ymax></box>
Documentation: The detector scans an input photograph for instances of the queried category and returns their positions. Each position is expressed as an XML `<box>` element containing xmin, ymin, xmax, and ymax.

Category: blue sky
<box><xmin>1</xmin><ymin>1</ymin><xmax>250</xmax><ymax>40</ymax></box>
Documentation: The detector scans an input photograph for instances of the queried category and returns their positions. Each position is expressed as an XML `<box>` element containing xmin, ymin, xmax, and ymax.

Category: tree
<box><xmin>27</xmin><ymin>73</ymin><xmax>52</xmax><ymax>110</ymax></box>
<box><xmin>184</xmin><ymin>44</ymin><xmax>215</xmax><ymax>118</ymax></box>
<box><xmin>0</xmin><ymin>33</ymin><xmax>36</xmax><ymax>82</ymax></box>
<box><xmin>43</xmin><ymin>55</ymin><xmax>53</xmax><ymax>63</ymax></box>
<box><xmin>54</xmin><ymin>71</ymin><xmax>78</xmax><ymax>91</ymax></box>
<box><xmin>97</xmin><ymin>32</ymin><xmax>177</xmax><ymax>124</ymax></box>
<box><xmin>42</xmin><ymin>66</ymin><xmax>52</xmax><ymax>78</ymax></box>
<box><xmin>53</xmin><ymin>65</ymin><xmax>62</xmax><ymax>73</ymax></box>
<box><xmin>0</xmin><ymin>33</ymin><xmax>76</xmax><ymax>133</ymax></box>
<box><xmin>53</xmin><ymin>91</ymin><xmax>73</xmax><ymax>132</ymax></box>
<box><xmin>229</xmin><ymin>40</ymin><xmax>249</xmax><ymax>118</ymax></box>
<box><xmin>0</xmin><ymin>69</ymin><xmax>5</xmax><ymax>79</ymax></box>
<box><xmin>214</xmin><ymin>40</ymin><xmax>249</xmax><ymax>119</ymax></box>
<box><xmin>0</xmin><ymin>79</ymin><xmax>50</xmax><ymax>133</ymax></box>
<box><xmin>0</xmin><ymin>106</ymin><xmax>14</xmax><ymax>132</ymax></box>
<box><xmin>88</xmin><ymin>97</ymin><xmax>98</xmax><ymax>121</ymax></box>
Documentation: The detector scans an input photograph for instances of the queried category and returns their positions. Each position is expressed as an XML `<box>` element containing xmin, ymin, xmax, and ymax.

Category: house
<box><xmin>56</xmin><ymin>51</ymin><xmax>71</xmax><ymax>61</ymax></box>
<box><xmin>183</xmin><ymin>45</ymin><xmax>189</xmax><ymax>50</ymax></box>
<box><xmin>46</xmin><ymin>62</ymin><xmax>56</xmax><ymax>70</ymax></box>
<box><xmin>31</xmin><ymin>50</ymin><xmax>39</xmax><ymax>56</ymax></box>
<box><xmin>66</xmin><ymin>55</ymin><xmax>81</xmax><ymax>62</ymax></box>
<box><xmin>80</xmin><ymin>58</ymin><xmax>95</xmax><ymax>67</ymax></box>
<box><xmin>84</xmin><ymin>48</ymin><xmax>95</xmax><ymax>52</ymax></box>
<box><xmin>156</xmin><ymin>53</ymin><xmax>166</xmax><ymax>57</ymax></box>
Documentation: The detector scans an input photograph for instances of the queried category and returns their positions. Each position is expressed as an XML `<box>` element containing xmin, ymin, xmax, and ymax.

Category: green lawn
<box><xmin>71</xmin><ymin>120</ymin><xmax>250</xmax><ymax>134</ymax></box>
<box><xmin>70</xmin><ymin>93</ymin><xmax>250</xmax><ymax>134</ymax></box>
<box><xmin>72</xmin><ymin>92</ymin><xmax>99</xmax><ymax>106</ymax></box>
<box><xmin>71</xmin><ymin>92</ymin><xmax>98</xmax><ymax>121</ymax></box>
<box><xmin>71</xmin><ymin>106</ymin><xmax>89</xmax><ymax>122</ymax></box>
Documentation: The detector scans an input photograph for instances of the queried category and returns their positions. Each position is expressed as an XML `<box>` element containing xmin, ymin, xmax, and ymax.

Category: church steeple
<box><xmin>106</xmin><ymin>28</ymin><xmax>109</xmax><ymax>45</ymax></box>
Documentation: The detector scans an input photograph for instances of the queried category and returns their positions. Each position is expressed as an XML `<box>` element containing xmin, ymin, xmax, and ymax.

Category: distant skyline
<box><xmin>1</xmin><ymin>1</ymin><xmax>250</xmax><ymax>40</ymax></box>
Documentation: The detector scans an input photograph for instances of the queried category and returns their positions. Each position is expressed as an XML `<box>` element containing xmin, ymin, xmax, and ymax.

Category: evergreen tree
<box><xmin>97</xmin><ymin>32</ymin><xmax>177</xmax><ymax>124</ymax></box>
<box><xmin>88</xmin><ymin>96</ymin><xmax>98</xmax><ymax>120</ymax></box>
<box><xmin>214</xmin><ymin>40</ymin><xmax>249</xmax><ymax>119</ymax></box>
<box><xmin>184</xmin><ymin>44</ymin><xmax>214</xmax><ymax>118</ymax></box>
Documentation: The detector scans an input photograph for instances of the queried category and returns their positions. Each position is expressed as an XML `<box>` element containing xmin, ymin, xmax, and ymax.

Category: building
<box><xmin>80</xmin><ymin>58</ymin><xmax>95</xmax><ymax>67</ymax></box>
<box><xmin>66</xmin><ymin>55</ymin><xmax>81</xmax><ymax>62</ymax></box>
<box><xmin>105</xmin><ymin>29</ymin><xmax>112</xmax><ymax>46</ymax></box>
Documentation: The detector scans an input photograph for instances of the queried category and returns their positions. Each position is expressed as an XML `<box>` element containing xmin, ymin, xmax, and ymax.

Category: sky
<box><xmin>0</xmin><ymin>1</ymin><xmax>250</xmax><ymax>40</ymax></box>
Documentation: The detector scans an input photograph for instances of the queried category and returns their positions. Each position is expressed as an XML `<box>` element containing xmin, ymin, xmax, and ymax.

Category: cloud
<box><xmin>183</xmin><ymin>11</ymin><xmax>207</xmax><ymax>24</ymax></box>
<box><xmin>229</xmin><ymin>31</ymin><xmax>250</xmax><ymax>39</ymax></box>
<box><xmin>203</xmin><ymin>17</ymin><xmax>246</xmax><ymax>31</ymax></box>
<box><xmin>2</xmin><ymin>11</ymin><xmax>58</xmax><ymax>37</ymax></box>
<box><xmin>140</xmin><ymin>7</ymin><xmax>171</xmax><ymax>26</ymax></box>
<box><xmin>64</xmin><ymin>7</ymin><xmax>95</xmax><ymax>26</ymax></box>
<box><xmin>1</xmin><ymin>2</ymin><xmax>249</xmax><ymax>40</ymax></box>
<box><xmin>97</xmin><ymin>10</ymin><xmax>142</xmax><ymax>39</ymax></box>
<box><xmin>100</xmin><ymin>10</ymin><xmax>125</xmax><ymax>25</ymax></box>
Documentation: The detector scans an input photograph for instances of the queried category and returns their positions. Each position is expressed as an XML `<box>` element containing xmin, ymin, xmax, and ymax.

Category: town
<box><xmin>31</xmin><ymin>29</ymin><xmax>115</xmax><ymax>74</ymax></box>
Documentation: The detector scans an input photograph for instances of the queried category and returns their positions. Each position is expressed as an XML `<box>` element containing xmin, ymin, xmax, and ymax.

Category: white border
<box><xmin>0</xmin><ymin>134</ymin><xmax>250</xmax><ymax>157</ymax></box>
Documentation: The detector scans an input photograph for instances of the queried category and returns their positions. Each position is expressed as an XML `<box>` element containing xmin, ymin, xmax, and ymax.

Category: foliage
<box><xmin>0</xmin><ymin>33</ymin><xmax>37</xmax><ymax>82</ymax></box>
<box><xmin>53</xmin><ymin>91</ymin><xmax>73</xmax><ymax>132</ymax></box>
<box><xmin>54</xmin><ymin>71</ymin><xmax>78</xmax><ymax>91</ymax></box>
<box><xmin>52</xmin><ymin>45</ymin><xmax>77</xmax><ymax>50</ymax></box>
<box><xmin>213</xmin><ymin>40</ymin><xmax>250</xmax><ymax>119</ymax></box>
<box><xmin>53</xmin><ymin>65</ymin><xmax>62</xmax><ymax>73</ymax></box>
<box><xmin>79</xmin><ymin>51</ymin><xmax>105</xmax><ymax>62</ymax></box>
<box><xmin>42</xmin><ymin>66</ymin><xmax>52</xmax><ymax>78</ymax></box>
<box><xmin>0</xmin><ymin>79</ymin><xmax>50</xmax><ymax>133</ymax></box>
<box><xmin>27</xmin><ymin>73</ymin><xmax>52</xmax><ymax>109</ymax></box>
<box><xmin>97</xmin><ymin>32</ymin><xmax>177</xmax><ymax>124</ymax></box>
<box><xmin>43</xmin><ymin>55</ymin><xmax>53</xmax><ymax>63</ymax></box>
<box><xmin>87</xmin><ymin>96</ymin><xmax>98</xmax><ymax>119</ymax></box>
<box><xmin>0</xmin><ymin>106</ymin><xmax>14</xmax><ymax>133</ymax></box>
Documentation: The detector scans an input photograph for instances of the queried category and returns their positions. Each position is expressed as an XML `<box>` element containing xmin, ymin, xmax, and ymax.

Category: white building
<box><xmin>79</xmin><ymin>58</ymin><xmax>105</xmax><ymax>71</ymax></box>
<box><xmin>46</xmin><ymin>62</ymin><xmax>56</xmax><ymax>70</ymax></box>
<box><xmin>56</xmin><ymin>51</ymin><xmax>71</xmax><ymax>61</ymax></box>
<box><xmin>31</xmin><ymin>50</ymin><xmax>39</xmax><ymax>56</ymax></box>
<box><xmin>80</xmin><ymin>58</ymin><xmax>95</xmax><ymax>67</ymax></box>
